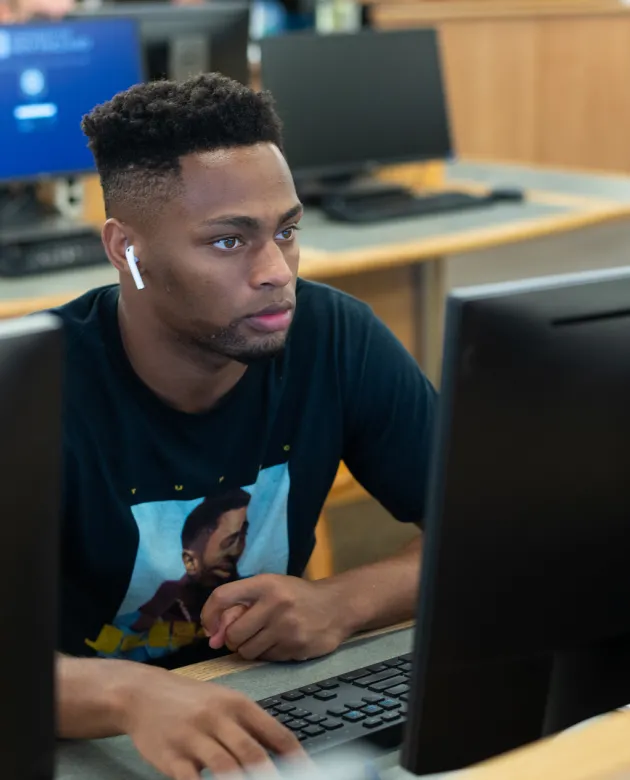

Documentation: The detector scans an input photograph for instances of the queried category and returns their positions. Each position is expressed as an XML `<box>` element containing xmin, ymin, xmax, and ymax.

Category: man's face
<box><xmin>136</xmin><ymin>143</ymin><xmax>302</xmax><ymax>364</ymax></box>
<box><xmin>182</xmin><ymin>507</ymin><xmax>249</xmax><ymax>587</ymax></box>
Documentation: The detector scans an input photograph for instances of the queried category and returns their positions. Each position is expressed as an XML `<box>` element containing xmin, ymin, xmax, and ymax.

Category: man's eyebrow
<box><xmin>278</xmin><ymin>204</ymin><xmax>304</xmax><ymax>225</ymax></box>
<box><xmin>199</xmin><ymin>215</ymin><xmax>261</xmax><ymax>231</ymax></box>
<box><xmin>198</xmin><ymin>203</ymin><xmax>303</xmax><ymax>232</ymax></box>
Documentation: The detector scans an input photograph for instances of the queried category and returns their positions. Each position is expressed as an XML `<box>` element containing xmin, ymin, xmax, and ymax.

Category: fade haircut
<box><xmin>181</xmin><ymin>489</ymin><xmax>251</xmax><ymax>549</ymax></box>
<box><xmin>81</xmin><ymin>73</ymin><xmax>284</xmax><ymax>221</ymax></box>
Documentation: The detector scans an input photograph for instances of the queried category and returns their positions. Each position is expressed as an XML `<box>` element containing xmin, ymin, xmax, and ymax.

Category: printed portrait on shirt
<box><xmin>85</xmin><ymin>463</ymin><xmax>290</xmax><ymax>661</ymax></box>
<box><xmin>131</xmin><ymin>489</ymin><xmax>251</xmax><ymax>632</ymax></box>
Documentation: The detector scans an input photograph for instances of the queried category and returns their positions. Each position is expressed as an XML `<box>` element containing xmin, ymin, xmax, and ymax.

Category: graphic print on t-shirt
<box><xmin>85</xmin><ymin>463</ymin><xmax>290</xmax><ymax>661</ymax></box>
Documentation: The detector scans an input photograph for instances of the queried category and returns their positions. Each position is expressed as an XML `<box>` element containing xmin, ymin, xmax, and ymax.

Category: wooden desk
<box><xmin>5</xmin><ymin>161</ymin><xmax>630</xmax><ymax>382</ymax></box>
<box><xmin>54</xmin><ymin>622</ymin><xmax>630</xmax><ymax>780</ymax></box>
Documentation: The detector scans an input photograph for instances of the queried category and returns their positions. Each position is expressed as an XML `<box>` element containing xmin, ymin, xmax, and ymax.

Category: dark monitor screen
<box><xmin>0</xmin><ymin>314</ymin><xmax>62</xmax><ymax>780</ymax></box>
<box><xmin>71</xmin><ymin>2</ymin><xmax>250</xmax><ymax>85</ymax></box>
<box><xmin>402</xmin><ymin>267</ymin><xmax>630</xmax><ymax>775</ymax></box>
<box><xmin>260</xmin><ymin>28</ymin><xmax>453</xmax><ymax>179</ymax></box>
<box><xmin>0</xmin><ymin>18</ymin><xmax>143</xmax><ymax>183</ymax></box>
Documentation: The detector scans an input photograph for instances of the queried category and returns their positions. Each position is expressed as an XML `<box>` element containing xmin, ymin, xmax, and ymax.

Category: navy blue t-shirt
<box><xmin>52</xmin><ymin>278</ymin><xmax>436</xmax><ymax>667</ymax></box>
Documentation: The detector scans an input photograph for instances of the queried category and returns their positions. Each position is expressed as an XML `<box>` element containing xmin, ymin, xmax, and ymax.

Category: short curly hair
<box><xmin>81</xmin><ymin>73</ymin><xmax>284</xmax><ymax>220</ymax></box>
<box><xmin>181</xmin><ymin>489</ymin><xmax>251</xmax><ymax>549</ymax></box>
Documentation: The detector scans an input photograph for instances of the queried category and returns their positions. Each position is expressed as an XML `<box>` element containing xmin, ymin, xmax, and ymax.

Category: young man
<box><xmin>55</xmin><ymin>74</ymin><xmax>436</xmax><ymax>780</ymax></box>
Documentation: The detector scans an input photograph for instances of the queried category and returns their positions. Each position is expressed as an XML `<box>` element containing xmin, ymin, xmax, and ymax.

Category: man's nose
<box><xmin>248</xmin><ymin>242</ymin><xmax>293</xmax><ymax>289</ymax></box>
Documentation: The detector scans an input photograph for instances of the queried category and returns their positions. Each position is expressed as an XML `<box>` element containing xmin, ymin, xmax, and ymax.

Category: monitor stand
<box><xmin>0</xmin><ymin>184</ymin><xmax>55</xmax><ymax>228</ymax></box>
<box><xmin>0</xmin><ymin>184</ymin><xmax>96</xmax><ymax>244</ymax></box>
<box><xmin>296</xmin><ymin>174</ymin><xmax>412</xmax><ymax>207</ymax></box>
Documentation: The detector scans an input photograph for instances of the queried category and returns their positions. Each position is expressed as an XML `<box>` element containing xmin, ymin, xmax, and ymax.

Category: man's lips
<box><xmin>245</xmin><ymin>303</ymin><xmax>294</xmax><ymax>333</ymax></box>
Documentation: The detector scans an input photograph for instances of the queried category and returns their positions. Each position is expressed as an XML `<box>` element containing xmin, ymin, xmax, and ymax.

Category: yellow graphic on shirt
<box><xmin>85</xmin><ymin>621</ymin><xmax>207</xmax><ymax>655</ymax></box>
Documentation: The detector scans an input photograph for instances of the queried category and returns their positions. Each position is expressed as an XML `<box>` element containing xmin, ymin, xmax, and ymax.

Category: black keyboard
<box><xmin>320</xmin><ymin>190</ymin><xmax>491</xmax><ymax>223</ymax></box>
<box><xmin>258</xmin><ymin>654</ymin><xmax>411</xmax><ymax>756</ymax></box>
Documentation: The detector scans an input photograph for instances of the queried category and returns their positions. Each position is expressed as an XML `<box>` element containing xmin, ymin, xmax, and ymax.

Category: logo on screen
<box><xmin>0</xmin><ymin>31</ymin><xmax>11</xmax><ymax>60</ymax></box>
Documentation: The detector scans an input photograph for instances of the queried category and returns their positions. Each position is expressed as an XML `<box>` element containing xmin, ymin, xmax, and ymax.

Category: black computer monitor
<box><xmin>260</xmin><ymin>29</ymin><xmax>452</xmax><ymax>188</ymax></box>
<box><xmin>71</xmin><ymin>2</ymin><xmax>250</xmax><ymax>84</ymax></box>
<box><xmin>402</xmin><ymin>267</ymin><xmax>630</xmax><ymax>775</ymax></box>
<box><xmin>0</xmin><ymin>314</ymin><xmax>63</xmax><ymax>780</ymax></box>
<box><xmin>0</xmin><ymin>17</ymin><xmax>143</xmax><ymax>183</ymax></box>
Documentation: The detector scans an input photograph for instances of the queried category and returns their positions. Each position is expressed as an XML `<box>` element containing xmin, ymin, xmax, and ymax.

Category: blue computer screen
<box><xmin>0</xmin><ymin>18</ymin><xmax>143</xmax><ymax>182</ymax></box>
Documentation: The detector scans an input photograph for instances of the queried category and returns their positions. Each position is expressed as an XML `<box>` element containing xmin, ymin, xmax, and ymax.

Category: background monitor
<box><xmin>260</xmin><ymin>28</ymin><xmax>453</xmax><ymax>181</ymax></box>
<box><xmin>402</xmin><ymin>267</ymin><xmax>630</xmax><ymax>775</ymax></box>
<box><xmin>0</xmin><ymin>314</ymin><xmax>63</xmax><ymax>780</ymax></box>
<box><xmin>71</xmin><ymin>2</ymin><xmax>250</xmax><ymax>85</ymax></box>
<box><xmin>0</xmin><ymin>18</ymin><xmax>143</xmax><ymax>183</ymax></box>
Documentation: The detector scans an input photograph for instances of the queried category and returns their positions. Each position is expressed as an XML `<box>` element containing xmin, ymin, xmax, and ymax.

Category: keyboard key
<box><xmin>354</xmin><ymin>669</ymin><xmax>402</xmax><ymax>688</ymax></box>
<box><xmin>319</xmin><ymin>680</ymin><xmax>340</xmax><ymax>690</ymax></box>
<box><xmin>327</xmin><ymin>706</ymin><xmax>348</xmax><ymax>717</ymax></box>
<box><xmin>379</xmin><ymin>699</ymin><xmax>402</xmax><ymax>711</ymax></box>
<box><xmin>259</xmin><ymin>698</ymin><xmax>281</xmax><ymax>710</ymax></box>
<box><xmin>363</xmin><ymin>717</ymin><xmax>383</xmax><ymax>729</ymax></box>
<box><xmin>314</xmin><ymin>691</ymin><xmax>337</xmax><ymax>701</ymax></box>
<box><xmin>302</xmin><ymin>725</ymin><xmax>326</xmax><ymax>737</ymax></box>
<box><xmin>367</xmin><ymin>663</ymin><xmax>388</xmax><ymax>673</ymax></box>
<box><xmin>290</xmin><ymin>708</ymin><xmax>312</xmax><ymax>719</ymax></box>
<box><xmin>385</xmin><ymin>684</ymin><xmax>410</xmax><ymax>697</ymax></box>
<box><xmin>362</xmin><ymin>695</ymin><xmax>384</xmax><ymax>705</ymax></box>
<box><xmin>400</xmin><ymin>654</ymin><xmax>413</xmax><ymax>662</ymax></box>
<box><xmin>286</xmin><ymin>719</ymin><xmax>309</xmax><ymax>731</ymax></box>
<box><xmin>276</xmin><ymin>714</ymin><xmax>293</xmax><ymax>725</ymax></box>
<box><xmin>400</xmin><ymin>694</ymin><xmax>409</xmax><ymax>703</ymax></box>
<box><xmin>300</xmin><ymin>685</ymin><xmax>321</xmax><ymax>695</ymax></box>
<box><xmin>343</xmin><ymin>710</ymin><xmax>365</xmax><ymax>723</ymax></box>
<box><xmin>363</xmin><ymin>705</ymin><xmax>383</xmax><ymax>716</ymax></box>
<box><xmin>338</xmin><ymin>669</ymin><xmax>370</xmax><ymax>683</ymax></box>
<box><xmin>322</xmin><ymin>718</ymin><xmax>344</xmax><ymax>730</ymax></box>
<box><xmin>370</xmin><ymin>675</ymin><xmax>408</xmax><ymax>693</ymax></box>
<box><xmin>282</xmin><ymin>691</ymin><xmax>305</xmax><ymax>702</ymax></box>
<box><xmin>297</xmin><ymin>732</ymin><xmax>308</xmax><ymax>741</ymax></box>
<box><xmin>275</xmin><ymin>704</ymin><xmax>296</xmax><ymax>714</ymax></box>
<box><xmin>400</xmin><ymin>662</ymin><xmax>413</xmax><ymax>674</ymax></box>
<box><xmin>306</xmin><ymin>714</ymin><xmax>327</xmax><ymax>724</ymax></box>
<box><xmin>384</xmin><ymin>659</ymin><xmax>405</xmax><ymax>668</ymax></box>
<box><xmin>382</xmin><ymin>711</ymin><xmax>402</xmax><ymax>722</ymax></box>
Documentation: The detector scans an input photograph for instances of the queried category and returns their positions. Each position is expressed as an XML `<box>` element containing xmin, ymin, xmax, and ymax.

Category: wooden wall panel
<box><xmin>370</xmin><ymin>4</ymin><xmax>630</xmax><ymax>173</ymax></box>
<box><xmin>439</xmin><ymin>21</ymin><xmax>538</xmax><ymax>162</ymax></box>
<box><xmin>537</xmin><ymin>17</ymin><xmax>630</xmax><ymax>171</ymax></box>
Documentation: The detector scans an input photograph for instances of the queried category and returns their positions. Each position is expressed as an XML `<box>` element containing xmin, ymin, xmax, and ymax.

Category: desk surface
<box><xmin>5</xmin><ymin>160</ymin><xmax>630</xmax><ymax>319</ymax></box>
<box><xmin>55</xmin><ymin>623</ymin><xmax>630</xmax><ymax>780</ymax></box>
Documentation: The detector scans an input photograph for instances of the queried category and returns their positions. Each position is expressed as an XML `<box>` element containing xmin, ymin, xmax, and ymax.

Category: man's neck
<box><xmin>117</xmin><ymin>297</ymin><xmax>247</xmax><ymax>414</ymax></box>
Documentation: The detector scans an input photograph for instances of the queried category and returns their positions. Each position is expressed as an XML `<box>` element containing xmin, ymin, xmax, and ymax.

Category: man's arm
<box><xmin>56</xmin><ymin>654</ymin><xmax>301</xmax><ymax>778</ymax></box>
<box><xmin>202</xmin><ymin>535</ymin><xmax>421</xmax><ymax>661</ymax></box>
<box><xmin>57</xmin><ymin>654</ymin><xmax>137</xmax><ymax>739</ymax></box>
<box><xmin>323</xmin><ymin>533</ymin><xmax>422</xmax><ymax>636</ymax></box>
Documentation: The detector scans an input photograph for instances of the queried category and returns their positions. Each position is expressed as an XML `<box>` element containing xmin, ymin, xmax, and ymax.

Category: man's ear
<box><xmin>102</xmin><ymin>219</ymin><xmax>143</xmax><ymax>282</ymax></box>
<box><xmin>182</xmin><ymin>550</ymin><xmax>197</xmax><ymax>576</ymax></box>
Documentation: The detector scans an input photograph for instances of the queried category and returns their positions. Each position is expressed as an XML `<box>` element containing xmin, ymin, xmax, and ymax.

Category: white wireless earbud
<box><xmin>125</xmin><ymin>244</ymin><xmax>145</xmax><ymax>291</ymax></box>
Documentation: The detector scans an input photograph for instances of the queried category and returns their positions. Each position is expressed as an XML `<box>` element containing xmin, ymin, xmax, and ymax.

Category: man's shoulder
<box><xmin>49</xmin><ymin>284</ymin><xmax>118</xmax><ymax>329</ymax></box>
<box><xmin>294</xmin><ymin>278</ymin><xmax>372</xmax><ymax>327</ymax></box>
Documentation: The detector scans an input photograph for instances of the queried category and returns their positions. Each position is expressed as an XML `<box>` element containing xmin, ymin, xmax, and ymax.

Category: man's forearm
<box><xmin>322</xmin><ymin>534</ymin><xmax>422</xmax><ymax>638</ymax></box>
<box><xmin>56</xmin><ymin>654</ymin><xmax>163</xmax><ymax>739</ymax></box>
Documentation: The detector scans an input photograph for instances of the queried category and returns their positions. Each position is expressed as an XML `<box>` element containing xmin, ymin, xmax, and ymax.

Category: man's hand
<box><xmin>201</xmin><ymin>574</ymin><xmax>351</xmax><ymax>661</ymax></box>
<box><xmin>121</xmin><ymin>670</ymin><xmax>303</xmax><ymax>779</ymax></box>
<box><xmin>57</xmin><ymin>655</ymin><xmax>304</xmax><ymax>780</ymax></box>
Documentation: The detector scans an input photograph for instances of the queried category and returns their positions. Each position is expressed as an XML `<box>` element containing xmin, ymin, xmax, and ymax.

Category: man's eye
<box><xmin>276</xmin><ymin>226</ymin><xmax>299</xmax><ymax>241</ymax></box>
<box><xmin>213</xmin><ymin>237</ymin><xmax>243</xmax><ymax>250</ymax></box>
